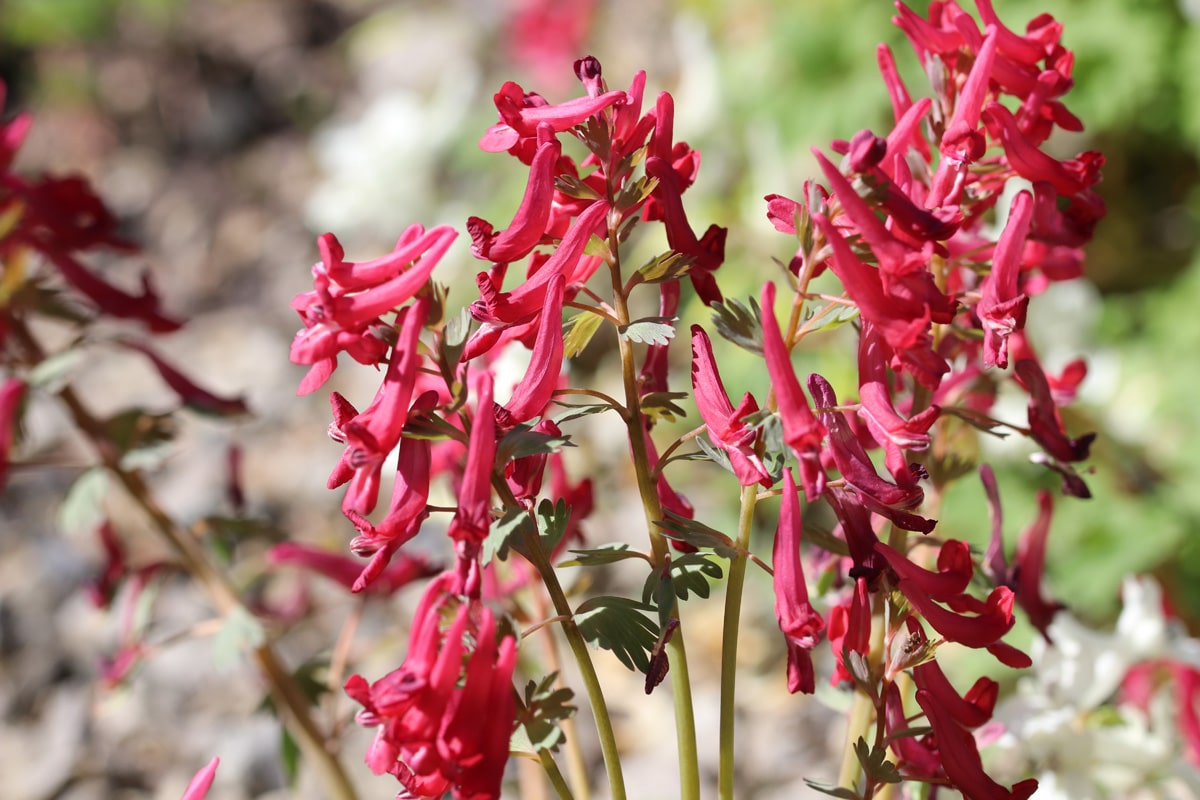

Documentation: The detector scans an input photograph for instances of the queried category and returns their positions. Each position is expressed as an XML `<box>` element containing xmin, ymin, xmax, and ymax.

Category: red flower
<box><xmin>690</xmin><ymin>325</ymin><xmax>772</xmax><ymax>487</ymax></box>
<box><xmin>977</xmin><ymin>191</ymin><xmax>1032</xmax><ymax>368</ymax></box>
<box><xmin>0</xmin><ymin>377</ymin><xmax>24</xmax><ymax>491</ymax></box>
<box><xmin>467</xmin><ymin>124</ymin><xmax>562</xmax><ymax>264</ymax></box>
<box><xmin>915</xmin><ymin>688</ymin><xmax>1038</xmax><ymax>800</ymax></box>
<box><xmin>827</xmin><ymin>577</ymin><xmax>871</xmax><ymax>686</ymax></box>
<box><xmin>269</xmin><ymin>542</ymin><xmax>437</xmax><ymax>597</ymax></box>
<box><xmin>759</xmin><ymin>282</ymin><xmax>825</xmax><ymax>500</ymax></box>
<box><xmin>290</xmin><ymin>225</ymin><xmax>455</xmax><ymax>394</ymax></box>
<box><xmin>501</xmin><ymin>273</ymin><xmax>565</xmax><ymax>423</ymax></box>
<box><xmin>179</xmin><ymin>757</ymin><xmax>219</xmax><ymax>800</ymax></box>
<box><xmin>773</xmin><ymin>468</ymin><xmax>825</xmax><ymax>693</ymax></box>
<box><xmin>479</xmin><ymin>79</ymin><xmax>626</xmax><ymax>154</ymax></box>
<box><xmin>345</xmin><ymin>578</ymin><xmax>516</xmax><ymax>800</ymax></box>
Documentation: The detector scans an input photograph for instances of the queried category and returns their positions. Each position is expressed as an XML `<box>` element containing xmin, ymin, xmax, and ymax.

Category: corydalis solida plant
<box><xmin>290</xmin><ymin>3</ymin><xmax>1104</xmax><ymax>799</ymax></box>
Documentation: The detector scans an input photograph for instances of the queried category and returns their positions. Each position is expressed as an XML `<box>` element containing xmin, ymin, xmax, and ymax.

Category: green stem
<box><xmin>517</xmin><ymin>516</ymin><xmax>627</xmax><ymax>800</ymax></box>
<box><xmin>717</xmin><ymin>484</ymin><xmax>759</xmax><ymax>799</ymax></box>
<box><xmin>607</xmin><ymin>247</ymin><xmax>700</xmax><ymax>800</ymax></box>
<box><xmin>538</xmin><ymin>750</ymin><xmax>576</xmax><ymax>800</ymax></box>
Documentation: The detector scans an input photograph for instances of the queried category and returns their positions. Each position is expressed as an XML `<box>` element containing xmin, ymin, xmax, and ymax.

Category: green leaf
<box><xmin>667</xmin><ymin>552</ymin><xmax>725</xmax><ymax>600</ymax></box>
<box><xmin>640</xmin><ymin>391</ymin><xmax>689</xmax><ymax>424</ymax></box>
<box><xmin>213</xmin><ymin>606</ymin><xmax>266</xmax><ymax>670</ymax></box>
<box><xmin>551</xmin><ymin>401</ymin><xmax>617</xmax><ymax>425</ymax></box>
<box><xmin>634</xmin><ymin>251</ymin><xmax>694</xmax><ymax>285</ymax></box>
<box><xmin>102</xmin><ymin>409</ymin><xmax>178</xmax><ymax>471</ymax></box>
<box><xmin>563</xmin><ymin>310</ymin><xmax>606</xmax><ymax>359</ymax></box>
<box><xmin>574</xmin><ymin>596</ymin><xmax>659</xmax><ymax>673</ymax></box>
<box><xmin>854</xmin><ymin>737</ymin><xmax>901</xmax><ymax>783</ymax></box>
<box><xmin>711</xmin><ymin>296</ymin><xmax>763</xmax><ymax>354</ymax></box>
<box><xmin>58</xmin><ymin>467</ymin><xmax>108</xmax><ymax>537</ymax></box>
<box><xmin>803</xmin><ymin>779</ymin><xmax>863</xmax><ymax>800</ymax></box>
<box><xmin>584</xmin><ymin>234</ymin><xmax>613</xmax><ymax>262</ymax></box>
<box><xmin>535</xmin><ymin>498</ymin><xmax>571</xmax><ymax>556</ymax></box>
<box><xmin>559</xmin><ymin>543</ymin><xmax>651</xmax><ymax>568</ymax></box>
<box><xmin>496</xmin><ymin>424</ymin><xmax>574</xmax><ymax>463</ymax></box>
<box><xmin>800</xmin><ymin>299</ymin><xmax>861</xmax><ymax>333</ymax></box>
<box><xmin>553</xmin><ymin>174</ymin><xmax>602</xmax><ymax>202</ymax></box>
<box><xmin>614</xmin><ymin>175</ymin><xmax>659</xmax><ymax>216</ymax></box>
<box><xmin>653</xmin><ymin>511</ymin><xmax>740</xmax><ymax>560</ymax></box>
<box><xmin>279</xmin><ymin>728</ymin><xmax>300</xmax><ymax>787</ymax></box>
<box><xmin>483</xmin><ymin>506</ymin><xmax>531</xmax><ymax>563</ymax></box>
<box><xmin>619</xmin><ymin>317</ymin><xmax>676</xmax><ymax>346</ymax></box>
<box><xmin>512</xmin><ymin>672</ymin><xmax>577</xmax><ymax>755</ymax></box>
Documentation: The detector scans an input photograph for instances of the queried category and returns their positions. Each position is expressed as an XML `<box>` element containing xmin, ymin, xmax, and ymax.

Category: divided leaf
<box><xmin>640</xmin><ymin>391</ymin><xmax>689</xmax><ymax>424</ymax></box>
<box><xmin>634</xmin><ymin>251</ymin><xmax>694</xmax><ymax>285</ymax></box>
<box><xmin>574</xmin><ymin>596</ymin><xmax>659</xmax><ymax>674</ymax></box>
<box><xmin>559</xmin><ymin>543</ymin><xmax>651</xmax><ymax>568</ymax></box>
<box><xmin>619</xmin><ymin>316</ymin><xmax>677</xmax><ymax>346</ymax></box>
<box><xmin>654</xmin><ymin>511</ymin><xmax>740</xmax><ymax>560</ymax></box>
<box><xmin>563</xmin><ymin>310</ymin><xmax>606</xmax><ymax>359</ymax></box>
<box><xmin>512</xmin><ymin>672</ymin><xmax>577</xmax><ymax>754</ymax></box>
<box><xmin>496</xmin><ymin>424</ymin><xmax>574</xmax><ymax>463</ymax></box>
<box><xmin>711</xmin><ymin>296</ymin><xmax>763</xmax><ymax>354</ymax></box>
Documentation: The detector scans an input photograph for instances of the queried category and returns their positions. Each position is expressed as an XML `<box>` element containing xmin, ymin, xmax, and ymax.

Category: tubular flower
<box><xmin>290</xmin><ymin>225</ymin><xmax>455</xmax><ymax>394</ymax></box>
<box><xmin>337</xmin><ymin>297</ymin><xmax>430</xmax><ymax>516</ymax></box>
<box><xmin>773</xmin><ymin>468</ymin><xmax>825</xmax><ymax>693</ymax></box>
<box><xmin>501</xmin><ymin>273</ymin><xmax>565</xmax><ymax>424</ymax></box>
<box><xmin>690</xmin><ymin>325</ymin><xmax>772</xmax><ymax>487</ymax></box>
<box><xmin>467</xmin><ymin>123</ymin><xmax>562</xmax><ymax>264</ymax></box>
<box><xmin>0</xmin><ymin>377</ymin><xmax>24</xmax><ymax>491</ymax></box>
<box><xmin>478</xmin><ymin>79</ymin><xmax>627</xmax><ymax>154</ymax></box>
<box><xmin>977</xmin><ymin>190</ymin><xmax>1033</xmax><ymax>368</ymax></box>
<box><xmin>827</xmin><ymin>577</ymin><xmax>872</xmax><ymax>686</ymax></box>
<box><xmin>760</xmin><ymin>282</ymin><xmax>825</xmax><ymax>500</ymax></box>
<box><xmin>345</xmin><ymin>578</ymin><xmax>517</xmax><ymax>800</ymax></box>
<box><xmin>179</xmin><ymin>758</ymin><xmax>219</xmax><ymax>800</ymax></box>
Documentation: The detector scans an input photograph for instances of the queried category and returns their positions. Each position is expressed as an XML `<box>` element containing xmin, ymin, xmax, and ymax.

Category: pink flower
<box><xmin>690</xmin><ymin>325</ymin><xmax>772</xmax><ymax>487</ymax></box>
<box><xmin>337</xmin><ymin>298</ymin><xmax>430</xmax><ymax>516</ymax></box>
<box><xmin>345</xmin><ymin>577</ymin><xmax>516</xmax><ymax>800</ymax></box>
<box><xmin>759</xmin><ymin>282</ymin><xmax>825</xmax><ymax>500</ymax></box>
<box><xmin>290</xmin><ymin>225</ymin><xmax>455</xmax><ymax>394</ymax></box>
<box><xmin>180</xmin><ymin>757</ymin><xmax>219</xmax><ymax>800</ymax></box>
<box><xmin>0</xmin><ymin>377</ymin><xmax>24</xmax><ymax>491</ymax></box>
<box><xmin>773</xmin><ymin>468</ymin><xmax>825</xmax><ymax>693</ymax></box>
<box><xmin>500</xmin><ymin>273</ymin><xmax>565</xmax><ymax>423</ymax></box>
<box><xmin>977</xmin><ymin>190</ymin><xmax>1033</xmax><ymax>368</ymax></box>
<box><xmin>468</xmin><ymin>124</ymin><xmax>562</xmax><ymax>264</ymax></box>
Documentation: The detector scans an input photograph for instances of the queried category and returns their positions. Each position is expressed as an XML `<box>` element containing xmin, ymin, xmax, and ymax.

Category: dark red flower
<box><xmin>773</xmin><ymin>468</ymin><xmax>825</xmax><ymax>693</ymax></box>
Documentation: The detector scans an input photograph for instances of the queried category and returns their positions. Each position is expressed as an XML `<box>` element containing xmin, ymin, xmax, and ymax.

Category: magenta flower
<box><xmin>690</xmin><ymin>325</ymin><xmax>772</xmax><ymax>487</ymax></box>
<box><xmin>337</xmin><ymin>297</ymin><xmax>430</xmax><ymax>516</ymax></box>
<box><xmin>977</xmin><ymin>190</ymin><xmax>1033</xmax><ymax>368</ymax></box>
<box><xmin>773</xmin><ymin>468</ymin><xmax>825</xmax><ymax>693</ymax></box>
<box><xmin>447</xmin><ymin>373</ymin><xmax>497</xmax><ymax>591</ymax></box>
<box><xmin>0</xmin><ymin>377</ymin><xmax>25</xmax><ymax>491</ymax></box>
<box><xmin>179</xmin><ymin>757</ymin><xmax>219</xmax><ymax>800</ymax></box>
<box><xmin>470</xmin><ymin>199</ymin><xmax>609</xmax><ymax>327</ymax></box>
<box><xmin>501</xmin><ymin>273</ymin><xmax>565</xmax><ymax>424</ymax></box>
<box><xmin>290</xmin><ymin>225</ymin><xmax>455</xmax><ymax>394</ymax></box>
<box><xmin>827</xmin><ymin>577</ymin><xmax>871</xmax><ymax>686</ymax></box>
<box><xmin>345</xmin><ymin>577</ymin><xmax>516</xmax><ymax>800</ymax></box>
<box><xmin>478</xmin><ymin>79</ymin><xmax>627</xmax><ymax>154</ymax></box>
<box><xmin>468</xmin><ymin>123</ymin><xmax>562</xmax><ymax>264</ymax></box>
<box><xmin>759</xmin><ymin>282</ymin><xmax>825</xmax><ymax>500</ymax></box>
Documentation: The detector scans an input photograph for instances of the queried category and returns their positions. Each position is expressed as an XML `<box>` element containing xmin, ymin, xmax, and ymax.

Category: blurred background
<box><xmin>2</xmin><ymin>0</ymin><xmax>1199</xmax><ymax>797</ymax></box>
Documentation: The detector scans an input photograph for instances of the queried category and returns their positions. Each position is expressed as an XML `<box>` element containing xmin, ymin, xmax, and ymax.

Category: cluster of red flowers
<box><xmin>290</xmin><ymin>50</ymin><xmax>728</xmax><ymax>795</ymax></box>
<box><xmin>735</xmin><ymin>1</ymin><xmax>1101</xmax><ymax>796</ymax></box>
<box><xmin>289</xmin><ymin>1</ymin><xmax>1106</xmax><ymax>797</ymax></box>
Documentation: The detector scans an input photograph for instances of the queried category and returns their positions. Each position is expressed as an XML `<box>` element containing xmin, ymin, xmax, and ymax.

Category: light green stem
<box><xmin>718</xmin><ymin>484</ymin><xmax>759</xmax><ymax>799</ymax></box>
<box><xmin>519</xmin><ymin>523</ymin><xmax>627</xmax><ymax>800</ymax></box>
<box><xmin>539</xmin><ymin>750</ymin><xmax>576</xmax><ymax>800</ymax></box>
<box><xmin>607</xmin><ymin>221</ymin><xmax>700</xmax><ymax>800</ymax></box>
